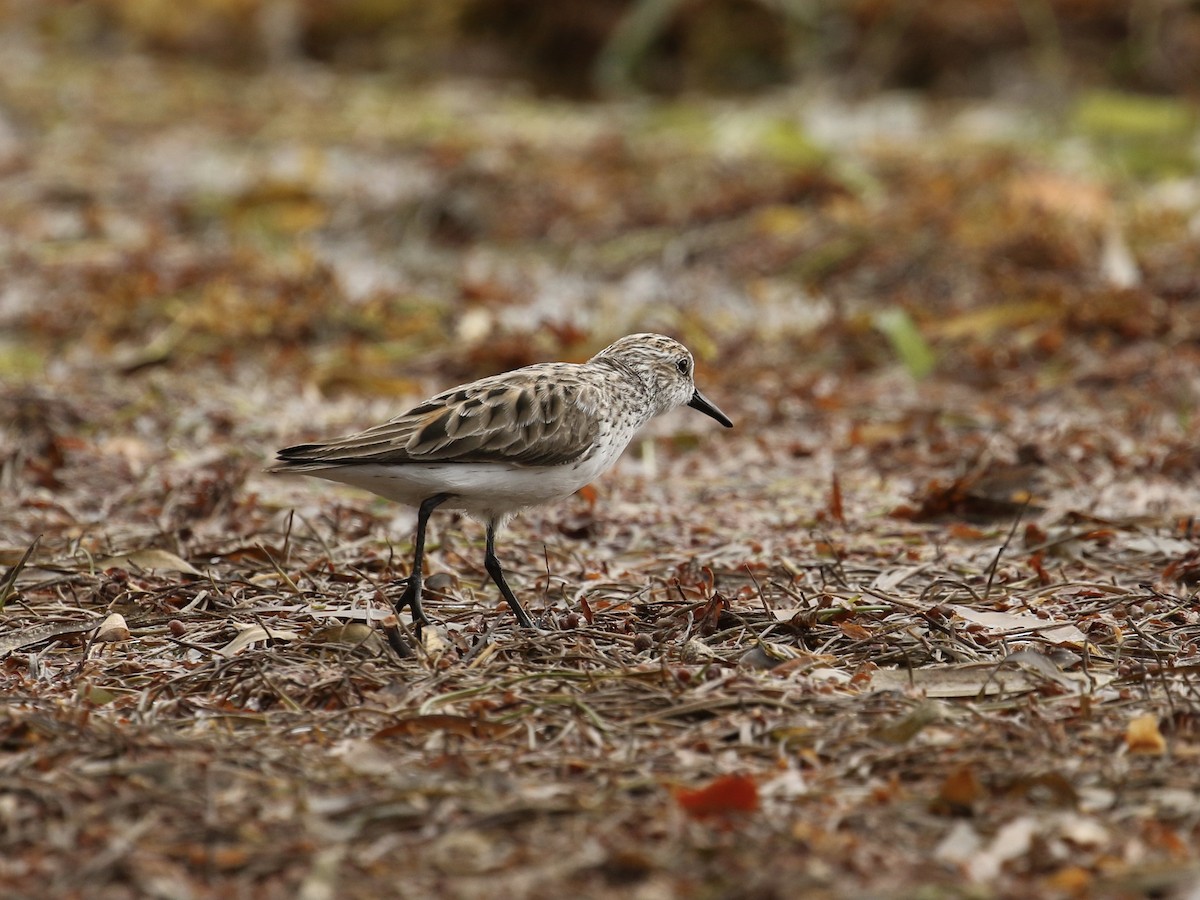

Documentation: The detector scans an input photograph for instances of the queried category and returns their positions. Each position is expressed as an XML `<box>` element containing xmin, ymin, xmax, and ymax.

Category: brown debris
<box><xmin>3</xmin><ymin>30</ymin><xmax>1200</xmax><ymax>900</ymax></box>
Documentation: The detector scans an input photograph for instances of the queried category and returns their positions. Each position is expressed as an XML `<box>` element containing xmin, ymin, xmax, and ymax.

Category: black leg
<box><xmin>484</xmin><ymin>519</ymin><xmax>534</xmax><ymax>629</ymax></box>
<box><xmin>396</xmin><ymin>492</ymin><xmax>453</xmax><ymax>635</ymax></box>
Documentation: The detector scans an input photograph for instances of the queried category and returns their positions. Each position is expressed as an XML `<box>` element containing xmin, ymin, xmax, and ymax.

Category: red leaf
<box><xmin>673</xmin><ymin>774</ymin><xmax>759</xmax><ymax>819</ymax></box>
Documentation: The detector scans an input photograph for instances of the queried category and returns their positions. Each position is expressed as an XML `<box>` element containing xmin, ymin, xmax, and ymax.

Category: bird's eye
<box><xmin>676</xmin><ymin>358</ymin><xmax>691</xmax><ymax>376</ymax></box>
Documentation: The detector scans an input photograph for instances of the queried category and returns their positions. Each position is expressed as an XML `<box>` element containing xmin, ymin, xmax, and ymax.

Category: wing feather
<box><xmin>271</xmin><ymin>366</ymin><xmax>601</xmax><ymax>471</ymax></box>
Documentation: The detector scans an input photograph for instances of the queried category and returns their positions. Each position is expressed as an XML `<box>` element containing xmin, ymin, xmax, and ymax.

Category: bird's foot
<box><xmin>394</xmin><ymin>578</ymin><xmax>432</xmax><ymax>634</ymax></box>
<box><xmin>383</xmin><ymin>623</ymin><xmax>415</xmax><ymax>659</ymax></box>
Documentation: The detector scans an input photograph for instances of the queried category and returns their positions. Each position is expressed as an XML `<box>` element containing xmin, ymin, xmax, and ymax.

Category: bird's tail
<box><xmin>265</xmin><ymin>444</ymin><xmax>338</xmax><ymax>474</ymax></box>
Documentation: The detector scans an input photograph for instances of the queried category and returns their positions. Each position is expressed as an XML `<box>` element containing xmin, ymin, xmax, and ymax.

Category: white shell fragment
<box><xmin>94</xmin><ymin>613</ymin><xmax>131</xmax><ymax>643</ymax></box>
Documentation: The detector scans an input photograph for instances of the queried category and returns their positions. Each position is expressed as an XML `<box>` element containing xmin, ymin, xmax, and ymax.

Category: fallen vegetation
<box><xmin>3</xmin><ymin>11</ymin><xmax>1200</xmax><ymax>898</ymax></box>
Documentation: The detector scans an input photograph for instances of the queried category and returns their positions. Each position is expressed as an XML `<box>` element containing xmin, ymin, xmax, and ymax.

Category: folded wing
<box><xmin>270</xmin><ymin>369</ymin><xmax>599</xmax><ymax>471</ymax></box>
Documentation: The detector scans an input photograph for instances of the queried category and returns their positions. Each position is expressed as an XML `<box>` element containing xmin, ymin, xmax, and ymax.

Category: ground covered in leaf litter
<box><xmin>3</xmin><ymin>45</ymin><xmax>1200</xmax><ymax>900</ymax></box>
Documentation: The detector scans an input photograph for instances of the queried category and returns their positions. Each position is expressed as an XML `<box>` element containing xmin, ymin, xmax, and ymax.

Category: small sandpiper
<box><xmin>269</xmin><ymin>333</ymin><xmax>732</xmax><ymax>651</ymax></box>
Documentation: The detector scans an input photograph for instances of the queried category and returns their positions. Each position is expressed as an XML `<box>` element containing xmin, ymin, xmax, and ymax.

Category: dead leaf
<box><xmin>0</xmin><ymin>620</ymin><xmax>100</xmax><ymax>656</ymax></box>
<box><xmin>98</xmin><ymin>549</ymin><xmax>200</xmax><ymax>576</ymax></box>
<box><xmin>931</xmin><ymin>765</ymin><xmax>984</xmax><ymax>816</ymax></box>
<box><xmin>217</xmin><ymin>623</ymin><xmax>300</xmax><ymax>657</ymax></box>
<box><xmin>952</xmin><ymin>606</ymin><xmax>1087</xmax><ymax>645</ymax></box>
<box><xmin>948</xmin><ymin>523</ymin><xmax>986</xmax><ymax>540</ymax></box>
<box><xmin>94</xmin><ymin>612</ymin><xmax>130</xmax><ymax>643</ymax></box>
<box><xmin>825</xmin><ymin>470</ymin><xmax>844</xmax><ymax>523</ymax></box>
<box><xmin>868</xmin><ymin>662</ymin><xmax>1112</xmax><ymax>698</ymax></box>
<box><xmin>673</xmin><ymin>774</ymin><xmax>759</xmax><ymax>820</ymax></box>
<box><xmin>1045</xmin><ymin>865</ymin><xmax>1092</xmax><ymax>895</ymax></box>
<box><xmin>680</xmin><ymin>638</ymin><xmax>722</xmax><ymax>663</ymax></box>
<box><xmin>838</xmin><ymin>620</ymin><xmax>872</xmax><ymax>641</ymax></box>
<box><xmin>1125</xmin><ymin>714</ymin><xmax>1166</xmax><ymax>754</ymax></box>
<box><xmin>870</xmin><ymin>564</ymin><xmax>929</xmax><ymax>592</ymax></box>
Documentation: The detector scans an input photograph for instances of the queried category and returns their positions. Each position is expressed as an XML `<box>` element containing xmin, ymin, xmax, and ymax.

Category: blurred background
<box><xmin>11</xmin><ymin>0</ymin><xmax>1200</xmax><ymax>96</ymax></box>
<box><xmin>2</xmin><ymin>0</ymin><xmax>1198</xmax><ymax>392</ymax></box>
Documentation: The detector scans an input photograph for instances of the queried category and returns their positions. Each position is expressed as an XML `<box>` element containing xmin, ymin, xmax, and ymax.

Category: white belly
<box><xmin>307</xmin><ymin>443</ymin><xmax>626</xmax><ymax>521</ymax></box>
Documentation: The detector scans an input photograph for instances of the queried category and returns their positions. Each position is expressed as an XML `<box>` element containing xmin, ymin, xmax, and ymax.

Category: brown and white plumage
<box><xmin>268</xmin><ymin>333</ymin><xmax>732</xmax><ymax>644</ymax></box>
<box><xmin>273</xmin><ymin>363</ymin><xmax>604</xmax><ymax>470</ymax></box>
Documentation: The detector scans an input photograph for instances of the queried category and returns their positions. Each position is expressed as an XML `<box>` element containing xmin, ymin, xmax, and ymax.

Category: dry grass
<box><xmin>3</xmin><ymin>36</ymin><xmax>1200</xmax><ymax>899</ymax></box>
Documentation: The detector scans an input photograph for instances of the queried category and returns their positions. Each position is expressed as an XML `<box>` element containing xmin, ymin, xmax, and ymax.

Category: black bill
<box><xmin>688</xmin><ymin>388</ymin><xmax>733</xmax><ymax>428</ymax></box>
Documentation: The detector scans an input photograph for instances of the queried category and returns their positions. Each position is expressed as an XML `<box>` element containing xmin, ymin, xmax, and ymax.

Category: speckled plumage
<box><xmin>268</xmin><ymin>333</ymin><xmax>732</xmax><ymax>644</ymax></box>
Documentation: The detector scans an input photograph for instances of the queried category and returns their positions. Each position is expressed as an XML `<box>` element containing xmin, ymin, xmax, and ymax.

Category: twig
<box><xmin>0</xmin><ymin>534</ymin><xmax>41</xmax><ymax>611</ymax></box>
<box><xmin>257</xmin><ymin>543</ymin><xmax>301</xmax><ymax>594</ymax></box>
<box><xmin>984</xmin><ymin>499</ymin><xmax>1030</xmax><ymax>602</ymax></box>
